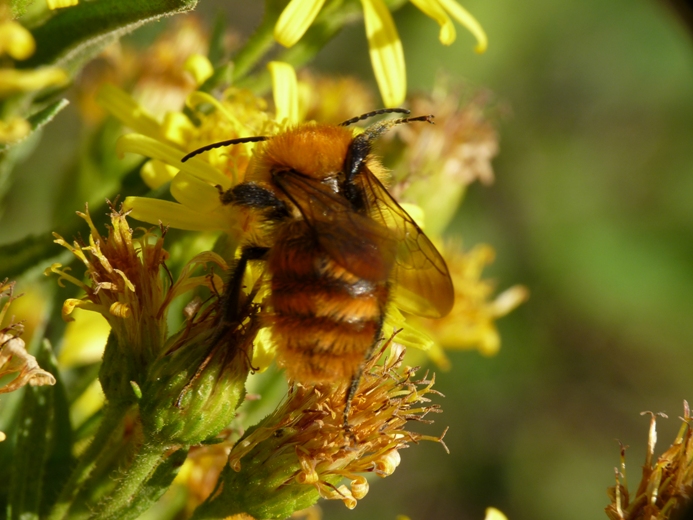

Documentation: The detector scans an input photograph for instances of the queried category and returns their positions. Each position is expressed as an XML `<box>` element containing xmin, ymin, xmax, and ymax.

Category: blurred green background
<box><xmin>2</xmin><ymin>0</ymin><xmax>693</xmax><ymax>519</ymax></box>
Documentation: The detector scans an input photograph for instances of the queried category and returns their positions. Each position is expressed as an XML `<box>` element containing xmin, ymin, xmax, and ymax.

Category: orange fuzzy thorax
<box><xmin>254</xmin><ymin>123</ymin><xmax>354</xmax><ymax>181</ymax></box>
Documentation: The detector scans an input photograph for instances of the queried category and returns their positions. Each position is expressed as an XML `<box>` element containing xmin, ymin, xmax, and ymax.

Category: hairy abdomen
<box><xmin>267</xmin><ymin>220</ymin><xmax>389</xmax><ymax>382</ymax></box>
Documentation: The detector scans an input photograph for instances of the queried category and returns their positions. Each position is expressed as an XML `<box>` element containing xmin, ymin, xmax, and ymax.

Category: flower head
<box><xmin>76</xmin><ymin>16</ymin><xmax>209</xmax><ymax>126</ymax></box>
<box><xmin>196</xmin><ymin>337</ymin><xmax>447</xmax><ymax>518</ymax></box>
<box><xmin>99</xmin><ymin>63</ymin><xmax>289</xmax><ymax>237</ymax></box>
<box><xmin>274</xmin><ymin>0</ymin><xmax>487</xmax><ymax>107</ymax></box>
<box><xmin>385</xmin><ymin>84</ymin><xmax>503</xmax><ymax>235</ymax></box>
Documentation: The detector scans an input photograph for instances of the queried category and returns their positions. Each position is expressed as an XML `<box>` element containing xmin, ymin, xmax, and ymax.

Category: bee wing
<box><xmin>361</xmin><ymin>168</ymin><xmax>454</xmax><ymax>318</ymax></box>
<box><xmin>273</xmin><ymin>171</ymin><xmax>396</xmax><ymax>282</ymax></box>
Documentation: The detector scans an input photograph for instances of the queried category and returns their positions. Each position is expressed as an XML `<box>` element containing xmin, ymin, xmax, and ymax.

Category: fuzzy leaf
<box><xmin>20</xmin><ymin>0</ymin><xmax>198</xmax><ymax>74</ymax></box>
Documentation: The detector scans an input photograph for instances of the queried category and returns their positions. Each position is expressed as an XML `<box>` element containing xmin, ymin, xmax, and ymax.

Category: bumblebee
<box><xmin>183</xmin><ymin>109</ymin><xmax>454</xmax><ymax>398</ymax></box>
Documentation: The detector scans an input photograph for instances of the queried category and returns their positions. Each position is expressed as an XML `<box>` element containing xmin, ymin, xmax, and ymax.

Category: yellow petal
<box><xmin>97</xmin><ymin>84</ymin><xmax>164</xmax><ymax>140</ymax></box>
<box><xmin>268</xmin><ymin>61</ymin><xmax>299</xmax><ymax>125</ymax></box>
<box><xmin>409</xmin><ymin>0</ymin><xmax>456</xmax><ymax>45</ymax></box>
<box><xmin>360</xmin><ymin>0</ymin><xmax>406</xmax><ymax>108</ymax></box>
<box><xmin>0</xmin><ymin>68</ymin><xmax>68</xmax><ymax>97</ymax></box>
<box><xmin>484</xmin><ymin>507</ymin><xmax>508</xmax><ymax>520</ymax></box>
<box><xmin>0</xmin><ymin>21</ymin><xmax>35</xmax><ymax>60</ymax></box>
<box><xmin>383</xmin><ymin>305</ymin><xmax>435</xmax><ymax>352</ymax></box>
<box><xmin>162</xmin><ymin>111</ymin><xmax>195</xmax><ymax>146</ymax></box>
<box><xmin>122</xmin><ymin>197</ymin><xmax>230</xmax><ymax>231</ymax></box>
<box><xmin>251</xmin><ymin>327</ymin><xmax>277</xmax><ymax>373</ymax></box>
<box><xmin>59</xmin><ymin>309</ymin><xmax>110</xmax><ymax>368</ymax></box>
<box><xmin>46</xmin><ymin>0</ymin><xmax>79</xmax><ymax>8</ymax></box>
<box><xmin>437</xmin><ymin>0</ymin><xmax>488</xmax><ymax>53</ymax></box>
<box><xmin>116</xmin><ymin>133</ymin><xmax>230</xmax><ymax>189</ymax></box>
<box><xmin>183</xmin><ymin>53</ymin><xmax>214</xmax><ymax>86</ymax></box>
<box><xmin>0</xmin><ymin>116</ymin><xmax>30</xmax><ymax>144</ymax></box>
<box><xmin>274</xmin><ymin>0</ymin><xmax>327</xmax><ymax>48</ymax></box>
<box><xmin>170</xmin><ymin>170</ymin><xmax>224</xmax><ymax>212</ymax></box>
<box><xmin>140</xmin><ymin>159</ymin><xmax>178</xmax><ymax>189</ymax></box>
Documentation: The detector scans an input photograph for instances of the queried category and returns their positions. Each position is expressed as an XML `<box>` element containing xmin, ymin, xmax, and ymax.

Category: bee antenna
<box><xmin>344</xmin><ymin>114</ymin><xmax>435</xmax><ymax>181</ymax></box>
<box><xmin>181</xmin><ymin>136</ymin><xmax>270</xmax><ymax>162</ymax></box>
<box><xmin>339</xmin><ymin>108</ymin><xmax>410</xmax><ymax>127</ymax></box>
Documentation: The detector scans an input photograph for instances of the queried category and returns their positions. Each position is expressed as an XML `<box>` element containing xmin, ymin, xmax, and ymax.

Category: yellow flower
<box><xmin>274</xmin><ymin>0</ymin><xmax>487</xmax><ymax>107</ymax></box>
<box><xmin>101</xmin><ymin>61</ymin><xmax>296</xmax><ymax>237</ymax></box>
<box><xmin>0</xmin><ymin>10</ymin><xmax>68</xmax><ymax>143</ymax></box>
<box><xmin>406</xmin><ymin>243</ymin><xmax>528</xmax><ymax>369</ymax></box>
<box><xmin>0</xmin><ymin>18</ymin><xmax>35</xmax><ymax>59</ymax></box>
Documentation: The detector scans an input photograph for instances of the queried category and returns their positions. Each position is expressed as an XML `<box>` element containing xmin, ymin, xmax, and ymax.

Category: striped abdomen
<box><xmin>267</xmin><ymin>220</ymin><xmax>389</xmax><ymax>383</ymax></box>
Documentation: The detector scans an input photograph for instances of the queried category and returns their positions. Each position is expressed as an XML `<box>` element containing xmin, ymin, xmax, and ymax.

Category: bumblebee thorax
<box><xmin>257</xmin><ymin>123</ymin><xmax>353</xmax><ymax>182</ymax></box>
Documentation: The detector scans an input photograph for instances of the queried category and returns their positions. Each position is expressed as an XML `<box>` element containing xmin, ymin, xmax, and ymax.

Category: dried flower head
<box><xmin>196</xmin><ymin>336</ymin><xmax>447</xmax><ymax>519</ymax></box>
<box><xmin>0</xmin><ymin>280</ymin><xmax>56</xmax><ymax>395</ymax></box>
<box><xmin>606</xmin><ymin>402</ymin><xmax>693</xmax><ymax>520</ymax></box>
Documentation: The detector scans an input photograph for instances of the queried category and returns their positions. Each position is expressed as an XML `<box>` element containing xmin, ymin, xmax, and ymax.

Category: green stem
<box><xmin>230</xmin><ymin>1</ymin><xmax>285</xmax><ymax>82</ymax></box>
<box><xmin>47</xmin><ymin>404</ymin><xmax>130</xmax><ymax>520</ymax></box>
<box><xmin>92</xmin><ymin>442</ymin><xmax>169</xmax><ymax>520</ymax></box>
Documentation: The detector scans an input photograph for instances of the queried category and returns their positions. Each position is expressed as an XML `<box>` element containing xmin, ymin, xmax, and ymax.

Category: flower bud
<box><xmin>139</xmin><ymin>318</ymin><xmax>257</xmax><ymax>446</ymax></box>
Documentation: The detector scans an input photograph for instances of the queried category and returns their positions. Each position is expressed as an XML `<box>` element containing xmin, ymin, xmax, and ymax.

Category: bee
<box><xmin>182</xmin><ymin>108</ymin><xmax>454</xmax><ymax>408</ymax></box>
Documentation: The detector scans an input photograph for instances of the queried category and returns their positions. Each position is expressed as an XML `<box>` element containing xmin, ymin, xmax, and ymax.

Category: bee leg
<box><xmin>343</xmin><ymin>368</ymin><xmax>364</xmax><ymax>429</ymax></box>
<box><xmin>223</xmin><ymin>183</ymin><xmax>290</xmax><ymax>220</ymax></box>
<box><xmin>175</xmin><ymin>246</ymin><xmax>268</xmax><ymax>408</ymax></box>
<box><xmin>216</xmin><ymin>245</ymin><xmax>269</xmax><ymax>336</ymax></box>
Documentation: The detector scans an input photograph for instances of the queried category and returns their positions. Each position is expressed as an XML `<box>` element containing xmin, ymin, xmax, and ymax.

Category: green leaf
<box><xmin>6</xmin><ymin>340</ymin><xmax>59</xmax><ymax>520</ymax></box>
<box><xmin>20</xmin><ymin>0</ymin><xmax>199</xmax><ymax>74</ymax></box>
<box><xmin>39</xmin><ymin>340</ymin><xmax>75</xmax><ymax>517</ymax></box>
<box><xmin>0</xmin><ymin>98</ymin><xmax>69</xmax><ymax>157</ymax></box>
<box><xmin>27</xmin><ymin>98</ymin><xmax>70</xmax><ymax>133</ymax></box>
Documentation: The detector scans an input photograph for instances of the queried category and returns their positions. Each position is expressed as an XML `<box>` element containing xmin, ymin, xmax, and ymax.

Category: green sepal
<box><xmin>20</xmin><ymin>0</ymin><xmax>199</xmax><ymax>74</ymax></box>
<box><xmin>139</xmin><ymin>325</ymin><xmax>250</xmax><ymax>446</ymax></box>
<box><xmin>98</xmin><ymin>331</ymin><xmax>138</xmax><ymax>407</ymax></box>
<box><xmin>192</xmin><ymin>423</ymin><xmax>341</xmax><ymax>520</ymax></box>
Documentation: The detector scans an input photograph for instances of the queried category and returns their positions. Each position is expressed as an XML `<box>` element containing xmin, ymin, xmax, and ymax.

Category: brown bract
<box><xmin>606</xmin><ymin>402</ymin><xmax>693</xmax><ymax>519</ymax></box>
